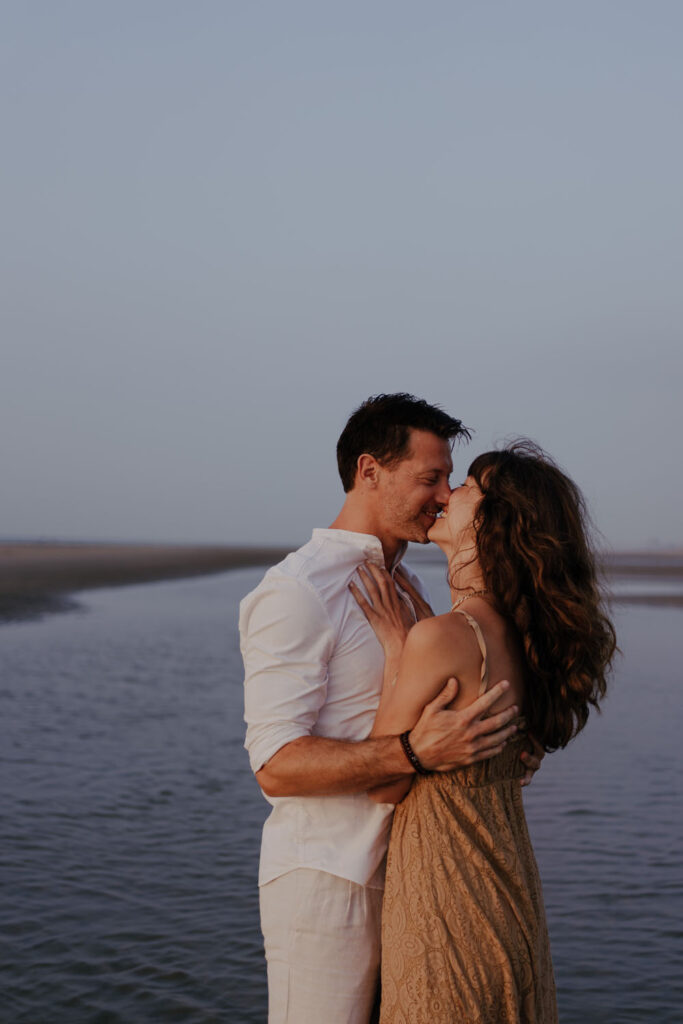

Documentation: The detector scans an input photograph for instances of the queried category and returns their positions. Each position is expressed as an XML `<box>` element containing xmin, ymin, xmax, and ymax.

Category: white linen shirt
<box><xmin>239</xmin><ymin>528</ymin><xmax>428</xmax><ymax>889</ymax></box>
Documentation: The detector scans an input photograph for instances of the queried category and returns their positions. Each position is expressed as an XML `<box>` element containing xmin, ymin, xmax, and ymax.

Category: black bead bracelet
<box><xmin>399</xmin><ymin>731</ymin><xmax>432</xmax><ymax>776</ymax></box>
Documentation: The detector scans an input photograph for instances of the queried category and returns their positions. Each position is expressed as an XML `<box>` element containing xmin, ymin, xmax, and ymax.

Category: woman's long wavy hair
<box><xmin>466</xmin><ymin>440</ymin><xmax>616</xmax><ymax>752</ymax></box>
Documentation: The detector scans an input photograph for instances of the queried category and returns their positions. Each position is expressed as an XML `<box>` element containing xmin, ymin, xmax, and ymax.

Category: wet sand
<box><xmin>0</xmin><ymin>542</ymin><xmax>292</xmax><ymax>619</ymax></box>
<box><xmin>1</xmin><ymin>542</ymin><xmax>681</xmax><ymax>621</ymax></box>
<box><xmin>612</xmin><ymin>592</ymin><xmax>683</xmax><ymax>607</ymax></box>
<box><xmin>603</xmin><ymin>551</ymin><xmax>683</xmax><ymax>607</ymax></box>
<box><xmin>603</xmin><ymin>553</ymin><xmax>683</xmax><ymax>577</ymax></box>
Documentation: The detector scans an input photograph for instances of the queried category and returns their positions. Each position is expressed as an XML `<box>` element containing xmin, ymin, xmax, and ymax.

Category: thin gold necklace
<box><xmin>451</xmin><ymin>588</ymin><xmax>490</xmax><ymax>611</ymax></box>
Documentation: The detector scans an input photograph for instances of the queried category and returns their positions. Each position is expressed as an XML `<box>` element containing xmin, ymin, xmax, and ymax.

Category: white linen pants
<box><xmin>259</xmin><ymin>868</ymin><xmax>383</xmax><ymax>1024</ymax></box>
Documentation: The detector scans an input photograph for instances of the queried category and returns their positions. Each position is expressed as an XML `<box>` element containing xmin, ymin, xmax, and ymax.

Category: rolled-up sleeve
<box><xmin>240</xmin><ymin>576</ymin><xmax>335</xmax><ymax>774</ymax></box>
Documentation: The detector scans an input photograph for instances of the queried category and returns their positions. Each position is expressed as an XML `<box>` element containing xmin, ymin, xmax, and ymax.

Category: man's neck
<box><xmin>329</xmin><ymin>500</ymin><xmax>402</xmax><ymax>569</ymax></box>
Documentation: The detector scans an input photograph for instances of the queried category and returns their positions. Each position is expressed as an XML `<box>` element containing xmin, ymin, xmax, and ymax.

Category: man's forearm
<box><xmin>256</xmin><ymin>733</ymin><xmax>414</xmax><ymax>797</ymax></box>
<box><xmin>256</xmin><ymin>681</ymin><xmax>523</xmax><ymax>799</ymax></box>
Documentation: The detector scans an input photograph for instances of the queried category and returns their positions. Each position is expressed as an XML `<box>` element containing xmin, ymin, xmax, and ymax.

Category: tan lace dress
<box><xmin>380</xmin><ymin>611</ymin><xmax>558</xmax><ymax>1024</ymax></box>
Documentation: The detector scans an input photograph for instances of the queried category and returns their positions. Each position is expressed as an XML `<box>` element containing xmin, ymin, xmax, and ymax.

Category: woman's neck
<box><xmin>446</xmin><ymin>543</ymin><xmax>487</xmax><ymax>606</ymax></box>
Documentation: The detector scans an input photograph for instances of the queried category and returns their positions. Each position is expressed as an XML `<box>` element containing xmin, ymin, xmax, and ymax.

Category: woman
<box><xmin>350</xmin><ymin>440</ymin><xmax>616</xmax><ymax>1024</ymax></box>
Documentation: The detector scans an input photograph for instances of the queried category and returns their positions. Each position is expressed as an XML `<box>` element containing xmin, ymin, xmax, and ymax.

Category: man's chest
<box><xmin>312</xmin><ymin>600</ymin><xmax>387</xmax><ymax>739</ymax></box>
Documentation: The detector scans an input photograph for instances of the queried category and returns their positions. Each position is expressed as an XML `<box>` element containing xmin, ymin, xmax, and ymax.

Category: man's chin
<box><xmin>398</xmin><ymin>519</ymin><xmax>436</xmax><ymax>545</ymax></box>
<box><xmin>411</xmin><ymin>524</ymin><xmax>433</xmax><ymax>545</ymax></box>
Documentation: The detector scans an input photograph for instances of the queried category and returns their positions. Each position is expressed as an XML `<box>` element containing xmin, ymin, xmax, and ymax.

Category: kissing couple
<box><xmin>241</xmin><ymin>393</ymin><xmax>615</xmax><ymax>1023</ymax></box>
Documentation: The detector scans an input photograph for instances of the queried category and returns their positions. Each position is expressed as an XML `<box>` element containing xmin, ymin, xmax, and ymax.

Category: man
<box><xmin>240</xmin><ymin>394</ymin><xmax>540</xmax><ymax>1024</ymax></box>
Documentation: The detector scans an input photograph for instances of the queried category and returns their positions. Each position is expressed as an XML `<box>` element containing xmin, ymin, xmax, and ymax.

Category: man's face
<box><xmin>375</xmin><ymin>429</ymin><xmax>454</xmax><ymax>545</ymax></box>
<box><xmin>427</xmin><ymin>474</ymin><xmax>483</xmax><ymax>549</ymax></box>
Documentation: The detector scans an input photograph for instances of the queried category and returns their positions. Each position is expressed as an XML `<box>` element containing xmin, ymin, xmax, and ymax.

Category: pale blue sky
<box><xmin>2</xmin><ymin>2</ymin><xmax>681</xmax><ymax>549</ymax></box>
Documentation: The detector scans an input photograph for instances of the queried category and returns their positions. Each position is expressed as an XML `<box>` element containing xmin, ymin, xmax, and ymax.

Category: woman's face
<box><xmin>427</xmin><ymin>475</ymin><xmax>483</xmax><ymax>550</ymax></box>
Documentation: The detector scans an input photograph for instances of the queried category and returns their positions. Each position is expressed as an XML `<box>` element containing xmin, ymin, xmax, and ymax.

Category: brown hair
<box><xmin>468</xmin><ymin>440</ymin><xmax>616</xmax><ymax>752</ymax></box>
<box><xmin>337</xmin><ymin>393</ymin><xmax>470</xmax><ymax>492</ymax></box>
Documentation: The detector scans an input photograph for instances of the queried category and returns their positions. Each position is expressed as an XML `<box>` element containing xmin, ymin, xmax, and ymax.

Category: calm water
<box><xmin>1</xmin><ymin>563</ymin><xmax>682</xmax><ymax>1023</ymax></box>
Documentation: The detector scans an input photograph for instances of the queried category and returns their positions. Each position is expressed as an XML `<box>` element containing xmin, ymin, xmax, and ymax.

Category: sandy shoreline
<box><xmin>1</xmin><ymin>542</ymin><xmax>681</xmax><ymax>620</ymax></box>
<box><xmin>0</xmin><ymin>542</ymin><xmax>292</xmax><ymax>619</ymax></box>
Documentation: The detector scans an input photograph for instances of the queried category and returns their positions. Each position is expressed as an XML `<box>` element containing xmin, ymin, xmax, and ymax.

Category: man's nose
<box><xmin>436</xmin><ymin>482</ymin><xmax>452</xmax><ymax>506</ymax></box>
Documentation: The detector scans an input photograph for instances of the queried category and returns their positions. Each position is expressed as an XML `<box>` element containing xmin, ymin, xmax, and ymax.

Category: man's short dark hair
<box><xmin>336</xmin><ymin>393</ymin><xmax>471</xmax><ymax>492</ymax></box>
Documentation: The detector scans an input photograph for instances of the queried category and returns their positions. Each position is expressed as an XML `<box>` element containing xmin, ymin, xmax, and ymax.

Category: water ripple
<box><xmin>1</xmin><ymin>571</ymin><xmax>681</xmax><ymax>1022</ymax></box>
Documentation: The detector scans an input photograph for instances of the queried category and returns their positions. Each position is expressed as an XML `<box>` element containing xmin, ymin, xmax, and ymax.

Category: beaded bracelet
<box><xmin>399</xmin><ymin>731</ymin><xmax>432</xmax><ymax>776</ymax></box>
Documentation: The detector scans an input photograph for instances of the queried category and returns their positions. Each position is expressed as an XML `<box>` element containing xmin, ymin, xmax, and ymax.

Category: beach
<box><xmin>602</xmin><ymin>552</ymin><xmax>683</xmax><ymax>607</ymax></box>
<box><xmin>0</xmin><ymin>542</ymin><xmax>292</xmax><ymax>619</ymax></box>
<box><xmin>2</xmin><ymin>543</ymin><xmax>683</xmax><ymax>622</ymax></box>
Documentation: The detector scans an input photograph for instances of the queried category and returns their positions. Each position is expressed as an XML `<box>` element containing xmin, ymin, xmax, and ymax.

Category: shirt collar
<box><xmin>311</xmin><ymin>528</ymin><xmax>408</xmax><ymax>573</ymax></box>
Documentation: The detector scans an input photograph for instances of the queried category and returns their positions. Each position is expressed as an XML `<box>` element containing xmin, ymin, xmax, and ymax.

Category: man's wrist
<box><xmin>398</xmin><ymin>731</ymin><xmax>432</xmax><ymax>776</ymax></box>
<box><xmin>401</xmin><ymin>722</ymin><xmax>435</xmax><ymax>773</ymax></box>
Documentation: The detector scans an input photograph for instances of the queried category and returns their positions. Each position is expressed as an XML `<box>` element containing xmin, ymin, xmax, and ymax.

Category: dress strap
<box><xmin>451</xmin><ymin>609</ymin><xmax>489</xmax><ymax>695</ymax></box>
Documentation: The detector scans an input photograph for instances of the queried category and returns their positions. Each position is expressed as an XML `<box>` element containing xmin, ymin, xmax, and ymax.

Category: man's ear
<box><xmin>356</xmin><ymin>453</ymin><xmax>380</xmax><ymax>488</ymax></box>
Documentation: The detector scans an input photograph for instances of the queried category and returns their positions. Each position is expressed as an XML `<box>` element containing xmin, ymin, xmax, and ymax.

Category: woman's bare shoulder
<box><xmin>409</xmin><ymin>611</ymin><xmax>472</xmax><ymax>639</ymax></box>
<box><xmin>389</xmin><ymin>613</ymin><xmax>474</xmax><ymax>716</ymax></box>
<box><xmin>405</xmin><ymin>612</ymin><xmax>475</xmax><ymax>665</ymax></box>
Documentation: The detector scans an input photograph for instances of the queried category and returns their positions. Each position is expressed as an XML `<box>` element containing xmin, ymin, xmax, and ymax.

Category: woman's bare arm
<box><xmin>367</xmin><ymin>614</ymin><xmax>510</xmax><ymax>803</ymax></box>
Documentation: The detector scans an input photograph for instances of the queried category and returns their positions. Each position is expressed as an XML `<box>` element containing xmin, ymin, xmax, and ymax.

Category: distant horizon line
<box><xmin>1</xmin><ymin>537</ymin><xmax>682</xmax><ymax>559</ymax></box>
